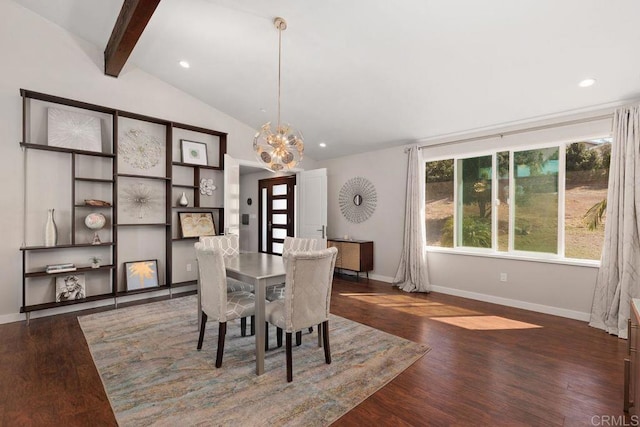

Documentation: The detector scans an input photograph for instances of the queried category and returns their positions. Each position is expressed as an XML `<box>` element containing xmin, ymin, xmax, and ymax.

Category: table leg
<box><xmin>254</xmin><ymin>278</ymin><xmax>266</xmax><ymax>375</ymax></box>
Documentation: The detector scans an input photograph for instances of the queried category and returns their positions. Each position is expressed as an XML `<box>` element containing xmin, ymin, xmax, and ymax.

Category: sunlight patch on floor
<box><xmin>338</xmin><ymin>292</ymin><xmax>483</xmax><ymax>317</ymax></box>
<box><xmin>431</xmin><ymin>315</ymin><xmax>543</xmax><ymax>330</ymax></box>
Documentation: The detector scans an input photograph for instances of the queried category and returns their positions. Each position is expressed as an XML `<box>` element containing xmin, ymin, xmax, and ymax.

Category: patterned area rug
<box><xmin>78</xmin><ymin>295</ymin><xmax>429</xmax><ymax>426</ymax></box>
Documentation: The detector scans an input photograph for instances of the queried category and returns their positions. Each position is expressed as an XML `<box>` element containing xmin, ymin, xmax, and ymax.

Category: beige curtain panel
<box><xmin>590</xmin><ymin>104</ymin><xmax>640</xmax><ymax>339</ymax></box>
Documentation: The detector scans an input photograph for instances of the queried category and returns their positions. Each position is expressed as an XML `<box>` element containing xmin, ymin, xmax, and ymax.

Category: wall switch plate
<box><xmin>500</xmin><ymin>273</ymin><xmax>507</xmax><ymax>282</ymax></box>
<box><xmin>186</xmin><ymin>263</ymin><xmax>192</xmax><ymax>272</ymax></box>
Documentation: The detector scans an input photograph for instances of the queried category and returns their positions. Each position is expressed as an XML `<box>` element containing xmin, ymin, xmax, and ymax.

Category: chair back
<box><xmin>199</xmin><ymin>235</ymin><xmax>239</xmax><ymax>257</ymax></box>
<box><xmin>282</xmin><ymin>237</ymin><xmax>317</xmax><ymax>267</ymax></box>
<box><xmin>282</xmin><ymin>247</ymin><xmax>338</xmax><ymax>331</ymax></box>
<box><xmin>194</xmin><ymin>242</ymin><xmax>228</xmax><ymax>322</ymax></box>
<box><xmin>283</xmin><ymin>237</ymin><xmax>317</xmax><ymax>254</ymax></box>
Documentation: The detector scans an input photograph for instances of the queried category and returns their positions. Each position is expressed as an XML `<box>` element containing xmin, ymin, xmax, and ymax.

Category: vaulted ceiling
<box><xmin>13</xmin><ymin>0</ymin><xmax>640</xmax><ymax>160</ymax></box>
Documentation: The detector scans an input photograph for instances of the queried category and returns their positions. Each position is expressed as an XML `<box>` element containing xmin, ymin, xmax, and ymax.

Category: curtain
<box><xmin>589</xmin><ymin>104</ymin><xmax>640</xmax><ymax>339</ymax></box>
<box><xmin>393</xmin><ymin>146</ymin><xmax>430</xmax><ymax>292</ymax></box>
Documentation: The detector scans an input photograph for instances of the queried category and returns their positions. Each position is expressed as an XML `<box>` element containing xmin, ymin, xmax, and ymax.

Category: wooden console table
<box><xmin>327</xmin><ymin>238</ymin><xmax>373</xmax><ymax>281</ymax></box>
<box><xmin>625</xmin><ymin>298</ymin><xmax>640</xmax><ymax>414</ymax></box>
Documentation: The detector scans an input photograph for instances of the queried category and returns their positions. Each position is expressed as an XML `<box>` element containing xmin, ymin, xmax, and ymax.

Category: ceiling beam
<box><xmin>104</xmin><ymin>0</ymin><xmax>161</xmax><ymax>78</ymax></box>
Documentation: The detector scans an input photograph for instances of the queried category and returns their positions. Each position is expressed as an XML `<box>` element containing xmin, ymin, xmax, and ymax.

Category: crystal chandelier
<box><xmin>253</xmin><ymin>17</ymin><xmax>304</xmax><ymax>172</ymax></box>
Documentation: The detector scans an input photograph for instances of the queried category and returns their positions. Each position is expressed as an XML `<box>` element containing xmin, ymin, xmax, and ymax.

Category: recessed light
<box><xmin>179</xmin><ymin>60</ymin><xmax>190</xmax><ymax>69</ymax></box>
<box><xmin>578</xmin><ymin>78</ymin><xmax>595</xmax><ymax>88</ymax></box>
<box><xmin>319</xmin><ymin>142</ymin><xmax>327</xmax><ymax>148</ymax></box>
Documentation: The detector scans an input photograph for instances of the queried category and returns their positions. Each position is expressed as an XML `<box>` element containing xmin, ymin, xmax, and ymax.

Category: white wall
<box><xmin>0</xmin><ymin>1</ymin><xmax>314</xmax><ymax>322</ymax></box>
<box><xmin>317</xmin><ymin>145</ymin><xmax>408</xmax><ymax>282</ymax></box>
<box><xmin>239</xmin><ymin>170</ymin><xmax>275</xmax><ymax>252</ymax></box>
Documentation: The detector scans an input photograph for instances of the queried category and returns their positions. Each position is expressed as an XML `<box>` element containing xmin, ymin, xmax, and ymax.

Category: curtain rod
<box><xmin>417</xmin><ymin>113</ymin><xmax>613</xmax><ymax>150</ymax></box>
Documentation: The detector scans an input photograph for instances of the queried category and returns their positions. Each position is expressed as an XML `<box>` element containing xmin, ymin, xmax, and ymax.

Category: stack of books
<box><xmin>45</xmin><ymin>263</ymin><xmax>77</xmax><ymax>274</ymax></box>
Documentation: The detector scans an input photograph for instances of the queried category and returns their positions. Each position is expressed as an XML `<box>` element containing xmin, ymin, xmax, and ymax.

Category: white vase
<box><xmin>45</xmin><ymin>209</ymin><xmax>57</xmax><ymax>247</ymax></box>
<box><xmin>179</xmin><ymin>192</ymin><xmax>189</xmax><ymax>207</ymax></box>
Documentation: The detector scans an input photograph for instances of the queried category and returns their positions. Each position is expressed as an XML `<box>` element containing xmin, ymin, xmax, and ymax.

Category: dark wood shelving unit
<box><xmin>116</xmin><ymin>284</ymin><xmax>171</xmax><ymax>297</ymax></box>
<box><xmin>21</xmin><ymin>293</ymin><xmax>116</xmax><ymax>313</ymax></box>
<box><xmin>25</xmin><ymin>264</ymin><xmax>115</xmax><ymax>278</ymax></box>
<box><xmin>117</xmin><ymin>173</ymin><xmax>170</xmax><ymax>181</ymax></box>
<box><xmin>75</xmin><ymin>177</ymin><xmax>114</xmax><ymax>183</ymax></box>
<box><xmin>20</xmin><ymin>242</ymin><xmax>115</xmax><ymax>251</ymax></box>
<box><xmin>19</xmin><ymin>142</ymin><xmax>116</xmax><ymax>158</ymax></box>
<box><xmin>19</xmin><ymin>88</ymin><xmax>227</xmax><ymax>320</ymax></box>
<box><xmin>172</xmin><ymin>161</ymin><xmax>222</xmax><ymax>170</ymax></box>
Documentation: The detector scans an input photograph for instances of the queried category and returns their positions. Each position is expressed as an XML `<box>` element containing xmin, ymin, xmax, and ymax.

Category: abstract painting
<box><xmin>118</xmin><ymin>128</ymin><xmax>161</xmax><ymax>170</ymax></box>
<box><xmin>125</xmin><ymin>260</ymin><xmax>159</xmax><ymax>291</ymax></box>
<box><xmin>48</xmin><ymin>108</ymin><xmax>102</xmax><ymax>152</ymax></box>
<box><xmin>178</xmin><ymin>212</ymin><xmax>216</xmax><ymax>237</ymax></box>
<box><xmin>181</xmin><ymin>140</ymin><xmax>208</xmax><ymax>166</ymax></box>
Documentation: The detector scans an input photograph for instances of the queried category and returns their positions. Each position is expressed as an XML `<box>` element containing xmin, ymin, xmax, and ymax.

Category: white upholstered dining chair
<box><xmin>266</xmin><ymin>237</ymin><xmax>318</xmax><ymax>347</ymax></box>
<box><xmin>264</xmin><ymin>246</ymin><xmax>338</xmax><ymax>382</ymax></box>
<box><xmin>265</xmin><ymin>237</ymin><xmax>318</xmax><ymax>301</ymax></box>
<box><xmin>199</xmin><ymin>235</ymin><xmax>254</xmax><ymax>293</ymax></box>
<box><xmin>195</xmin><ymin>243</ymin><xmax>256</xmax><ymax>368</ymax></box>
<box><xmin>197</xmin><ymin>235</ymin><xmax>254</xmax><ymax>336</ymax></box>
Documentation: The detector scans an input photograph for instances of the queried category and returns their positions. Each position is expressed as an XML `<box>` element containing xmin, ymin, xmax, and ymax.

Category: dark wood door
<box><xmin>258</xmin><ymin>175</ymin><xmax>295</xmax><ymax>255</ymax></box>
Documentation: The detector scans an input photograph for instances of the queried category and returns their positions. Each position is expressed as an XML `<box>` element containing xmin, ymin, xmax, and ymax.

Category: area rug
<box><xmin>78</xmin><ymin>295</ymin><xmax>429</xmax><ymax>426</ymax></box>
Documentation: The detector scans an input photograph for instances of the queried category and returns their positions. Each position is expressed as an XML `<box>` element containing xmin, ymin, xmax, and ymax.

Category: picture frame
<box><xmin>55</xmin><ymin>274</ymin><xmax>86</xmax><ymax>302</ymax></box>
<box><xmin>48</xmin><ymin>107</ymin><xmax>102</xmax><ymax>152</ymax></box>
<box><xmin>178</xmin><ymin>212</ymin><xmax>216</xmax><ymax>238</ymax></box>
<box><xmin>181</xmin><ymin>140</ymin><xmax>208</xmax><ymax>166</ymax></box>
<box><xmin>125</xmin><ymin>259</ymin><xmax>159</xmax><ymax>291</ymax></box>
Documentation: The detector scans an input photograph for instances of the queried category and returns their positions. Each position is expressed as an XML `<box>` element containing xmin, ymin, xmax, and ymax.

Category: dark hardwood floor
<box><xmin>0</xmin><ymin>277</ymin><xmax>629</xmax><ymax>426</ymax></box>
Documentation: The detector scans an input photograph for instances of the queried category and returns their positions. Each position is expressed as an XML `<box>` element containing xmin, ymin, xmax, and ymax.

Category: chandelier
<box><xmin>253</xmin><ymin>17</ymin><xmax>304</xmax><ymax>172</ymax></box>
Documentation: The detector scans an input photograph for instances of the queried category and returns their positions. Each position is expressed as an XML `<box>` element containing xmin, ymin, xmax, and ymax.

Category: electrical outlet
<box><xmin>500</xmin><ymin>273</ymin><xmax>507</xmax><ymax>282</ymax></box>
<box><xmin>186</xmin><ymin>263</ymin><xmax>192</xmax><ymax>272</ymax></box>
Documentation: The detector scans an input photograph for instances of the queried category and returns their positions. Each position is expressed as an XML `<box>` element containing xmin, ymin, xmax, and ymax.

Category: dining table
<box><xmin>224</xmin><ymin>252</ymin><xmax>286</xmax><ymax>375</ymax></box>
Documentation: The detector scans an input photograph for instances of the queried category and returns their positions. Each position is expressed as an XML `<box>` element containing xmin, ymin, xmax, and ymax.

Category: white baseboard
<box><xmin>430</xmin><ymin>285</ymin><xmax>591</xmax><ymax>322</ymax></box>
<box><xmin>0</xmin><ymin>285</ymin><xmax>196</xmax><ymax>325</ymax></box>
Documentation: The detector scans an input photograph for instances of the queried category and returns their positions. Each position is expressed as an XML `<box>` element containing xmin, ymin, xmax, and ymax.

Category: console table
<box><xmin>625</xmin><ymin>298</ymin><xmax>640</xmax><ymax>414</ymax></box>
<box><xmin>327</xmin><ymin>238</ymin><xmax>373</xmax><ymax>281</ymax></box>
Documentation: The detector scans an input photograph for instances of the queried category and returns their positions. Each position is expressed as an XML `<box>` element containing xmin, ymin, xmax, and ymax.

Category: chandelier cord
<box><xmin>277</xmin><ymin>21</ymin><xmax>282</xmax><ymax>131</ymax></box>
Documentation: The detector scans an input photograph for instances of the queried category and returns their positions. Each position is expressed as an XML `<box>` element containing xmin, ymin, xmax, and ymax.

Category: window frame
<box><xmin>424</xmin><ymin>134</ymin><xmax>610</xmax><ymax>266</ymax></box>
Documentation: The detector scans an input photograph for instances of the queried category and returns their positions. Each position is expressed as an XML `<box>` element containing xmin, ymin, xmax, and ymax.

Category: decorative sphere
<box><xmin>85</xmin><ymin>213</ymin><xmax>106</xmax><ymax>230</ymax></box>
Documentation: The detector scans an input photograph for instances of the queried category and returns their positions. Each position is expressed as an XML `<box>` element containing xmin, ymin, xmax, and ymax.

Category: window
<box><xmin>425</xmin><ymin>159</ymin><xmax>454</xmax><ymax>247</ymax></box>
<box><xmin>425</xmin><ymin>138</ymin><xmax>611</xmax><ymax>261</ymax></box>
<box><xmin>513</xmin><ymin>147</ymin><xmax>559</xmax><ymax>253</ymax></box>
<box><xmin>564</xmin><ymin>140</ymin><xmax>610</xmax><ymax>260</ymax></box>
<box><xmin>457</xmin><ymin>155</ymin><xmax>492</xmax><ymax>248</ymax></box>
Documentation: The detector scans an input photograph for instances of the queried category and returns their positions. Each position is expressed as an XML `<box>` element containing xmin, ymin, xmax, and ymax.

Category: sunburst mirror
<box><xmin>339</xmin><ymin>177</ymin><xmax>377</xmax><ymax>223</ymax></box>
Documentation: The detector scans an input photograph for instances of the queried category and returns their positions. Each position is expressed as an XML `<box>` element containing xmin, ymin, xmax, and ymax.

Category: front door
<box><xmin>258</xmin><ymin>175</ymin><xmax>295</xmax><ymax>255</ymax></box>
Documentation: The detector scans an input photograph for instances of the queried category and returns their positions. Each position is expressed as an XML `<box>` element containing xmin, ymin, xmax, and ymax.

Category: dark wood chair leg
<box><xmin>216</xmin><ymin>322</ymin><xmax>227</xmax><ymax>368</ymax></box>
<box><xmin>250</xmin><ymin>315</ymin><xmax>255</xmax><ymax>336</ymax></box>
<box><xmin>241</xmin><ymin>317</ymin><xmax>247</xmax><ymax>337</ymax></box>
<box><xmin>308</xmin><ymin>326</ymin><xmax>313</xmax><ymax>333</ymax></box>
<box><xmin>317</xmin><ymin>323</ymin><xmax>323</xmax><ymax>347</ymax></box>
<box><xmin>296</xmin><ymin>330</ymin><xmax>302</xmax><ymax>346</ymax></box>
<box><xmin>276</xmin><ymin>327</ymin><xmax>283</xmax><ymax>348</ymax></box>
<box><xmin>265</xmin><ymin>322</ymin><xmax>269</xmax><ymax>351</ymax></box>
<box><xmin>286</xmin><ymin>332</ymin><xmax>293</xmax><ymax>382</ymax></box>
<box><xmin>322</xmin><ymin>321</ymin><xmax>331</xmax><ymax>364</ymax></box>
<box><xmin>197</xmin><ymin>313</ymin><xmax>208</xmax><ymax>350</ymax></box>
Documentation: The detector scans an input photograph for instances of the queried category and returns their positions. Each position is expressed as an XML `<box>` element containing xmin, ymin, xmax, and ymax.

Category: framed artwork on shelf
<box><xmin>117</xmin><ymin>178</ymin><xmax>166</xmax><ymax>224</ymax></box>
<box><xmin>181</xmin><ymin>140</ymin><xmax>208</xmax><ymax>166</ymax></box>
<box><xmin>178</xmin><ymin>212</ymin><xmax>216</xmax><ymax>237</ymax></box>
<box><xmin>55</xmin><ymin>274</ymin><xmax>86</xmax><ymax>302</ymax></box>
<box><xmin>47</xmin><ymin>108</ymin><xmax>102</xmax><ymax>152</ymax></box>
<box><xmin>125</xmin><ymin>259</ymin><xmax>159</xmax><ymax>291</ymax></box>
